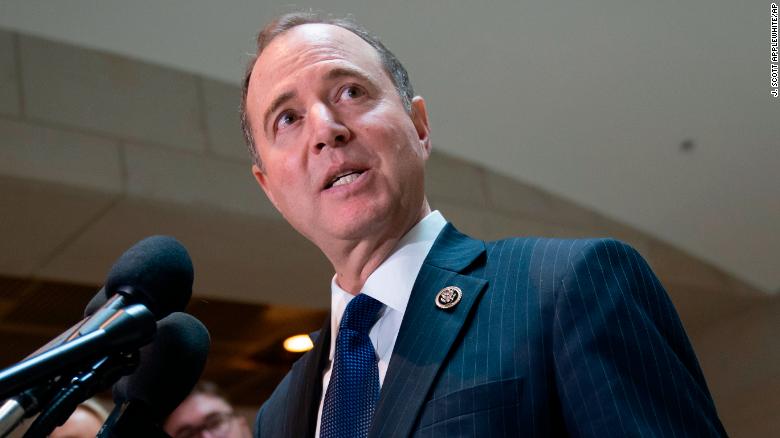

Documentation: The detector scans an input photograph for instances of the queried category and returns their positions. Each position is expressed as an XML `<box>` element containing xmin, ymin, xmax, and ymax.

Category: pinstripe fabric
<box><xmin>255</xmin><ymin>224</ymin><xmax>726</xmax><ymax>438</ymax></box>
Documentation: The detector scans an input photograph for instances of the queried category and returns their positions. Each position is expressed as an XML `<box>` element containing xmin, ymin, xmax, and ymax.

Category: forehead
<box><xmin>249</xmin><ymin>24</ymin><xmax>387</xmax><ymax>103</ymax></box>
<box><xmin>187</xmin><ymin>393</ymin><xmax>230</xmax><ymax>412</ymax></box>
<box><xmin>172</xmin><ymin>394</ymin><xmax>230</xmax><ymax>423</ymax></box>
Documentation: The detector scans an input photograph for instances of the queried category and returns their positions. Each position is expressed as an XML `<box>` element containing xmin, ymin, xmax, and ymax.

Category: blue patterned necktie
<box><xmin>320</xmin><ymin>293</ymin><xmax>384</xmax><ymax>438</ymax></box>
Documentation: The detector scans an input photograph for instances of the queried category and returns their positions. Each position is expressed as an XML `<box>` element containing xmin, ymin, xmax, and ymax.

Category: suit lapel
<box><xmin>370</xmin><ymin>224</ymin><xmax>487</xmax><ymax>438</ymax></box>
<box><xmin>283</xmin><ymin>317</ymin><xmax>330</xmax><ymax>438</ymax></box>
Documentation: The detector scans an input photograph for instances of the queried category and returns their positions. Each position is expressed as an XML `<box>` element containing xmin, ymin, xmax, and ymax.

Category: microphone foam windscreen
<box><xmin>105</xmin><ymin>236</ymin><xmax>194</xmax><ymax>318</ymax></box>
<box><xmin>112</xmin><ymin>312</ymin><xmax>210</xmax><ymax>420</ymax></box>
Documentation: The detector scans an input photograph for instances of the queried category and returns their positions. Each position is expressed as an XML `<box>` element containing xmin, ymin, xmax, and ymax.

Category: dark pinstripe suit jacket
<box><xmin>255</xmin><ymin>224</ymin><xmax>726</xmax><ymax>437</ymax></box>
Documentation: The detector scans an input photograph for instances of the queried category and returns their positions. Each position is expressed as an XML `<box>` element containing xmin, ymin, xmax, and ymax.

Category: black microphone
<box><xmin>0</xmin><ymin>236</ymin><xmax>193</xmax><ymax>400</ymax></box>
<box><xmin>98</xmin><ymin>312</ymin><xmax>211</xmax><ymax>438</ymax></box>
<box><xmin>26</xmin><ymin>235</ymin><xmax>193</xmax><ymax>362</ymax></box>
<box><xmin>73</xmin><ymin>235</ymin><xmax>194</xmax><ymax>343</ymax></box>
<box><xmin>0</xmin><ymin>304</ymin><xmax>156</xmax><ymax>401</ymax></box>
<box><xmin>102</xmin><ymin>234</ymin><xmax>194</xmax><ymax>319</ymax></box>
<box><xmin>0</xmin><ymin>236</ymin><xmax>194</xmax><ymax>436</ymax></box>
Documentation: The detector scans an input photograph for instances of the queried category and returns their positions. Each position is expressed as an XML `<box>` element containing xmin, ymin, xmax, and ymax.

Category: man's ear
<box><xmin>252</xmin><ymin>164</ymin><xmax>279</xmax><ymax>210</ymax></box>
<box><xmin>410</xmin><ymin>96</ymin><xmax>431</xmax><ymax>158</ymax></box>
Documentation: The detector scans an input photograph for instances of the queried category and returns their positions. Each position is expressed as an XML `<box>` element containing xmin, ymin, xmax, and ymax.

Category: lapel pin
<box><xmin>435</xmin><ymin>286</ymin><xmax>463</xmax><ymax>309</ymax></box>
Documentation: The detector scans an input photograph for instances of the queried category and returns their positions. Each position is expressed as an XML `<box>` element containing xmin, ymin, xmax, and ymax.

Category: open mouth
<box><xmin>325</xmin><ymin>170</ymin><xmax>365</xmax><ymax>189</ymax></box>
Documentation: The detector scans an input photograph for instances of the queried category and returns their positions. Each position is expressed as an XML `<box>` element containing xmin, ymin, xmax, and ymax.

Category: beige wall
<box><xmin>0</xmin><ymin>29</ymin><xmax>776</xmax><ymax>436</ymax></box>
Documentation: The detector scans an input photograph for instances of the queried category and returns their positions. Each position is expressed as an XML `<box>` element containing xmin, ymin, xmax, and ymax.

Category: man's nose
<box><xmin>308</xmin><ymin>102</ymin><xmax>351</xmax><ymax>151</ymax></box>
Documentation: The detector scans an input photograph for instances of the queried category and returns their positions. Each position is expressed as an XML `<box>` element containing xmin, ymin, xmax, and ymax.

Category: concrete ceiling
<box><xmin>1</xmin><ymin>0</ymin><xmax>777</xmax><ymax>292</ymax></box>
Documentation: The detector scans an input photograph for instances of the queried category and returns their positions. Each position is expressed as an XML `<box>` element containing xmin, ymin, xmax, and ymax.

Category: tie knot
<box><xmin>340</xmin><ymin>294</ymin><xmax>383</xmax><ymax>335</ymax></box>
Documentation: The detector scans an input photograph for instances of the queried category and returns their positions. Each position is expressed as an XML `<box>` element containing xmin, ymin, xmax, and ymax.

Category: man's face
<box><xmin>247</xmin><ymin>24</ymin><xmax>431</xmax><ymax>251</ymax></box>
<box><xmin>163</xmin><ymin>393</ymin><xmax>250</xmax><ymax>438</ymax></box>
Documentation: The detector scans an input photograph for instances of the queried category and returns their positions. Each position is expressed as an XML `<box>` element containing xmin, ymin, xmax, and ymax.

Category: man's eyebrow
<box><xmin>324</xmin><ymin>67</ymin><xmax>374</xmax><ymax>84</ymax></box>
<box><xmin>263</xmin><ymin>90</ymin><xmax>297</xmax><ymax>132</ymax></box>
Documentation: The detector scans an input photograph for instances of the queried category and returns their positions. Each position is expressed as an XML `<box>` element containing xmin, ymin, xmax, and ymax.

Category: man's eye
<box><xmin>340</xmin><ymin>85</ymin><xmax>366</xmax><ymax>100</ymax></box>
<box><xmin>275</xmin><ymin>111</ymin><xmax>299</xmax><ymax>130</ymax></box>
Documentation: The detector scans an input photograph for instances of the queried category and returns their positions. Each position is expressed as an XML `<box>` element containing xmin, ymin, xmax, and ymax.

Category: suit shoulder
<box><xmin>486</xmin><ymin>236</ymin><xmax>639</xmax><ymax>259</ymax></box>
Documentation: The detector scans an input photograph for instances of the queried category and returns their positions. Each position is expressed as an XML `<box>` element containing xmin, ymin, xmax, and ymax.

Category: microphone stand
<box><xmin>22</xmin><ymin>352</ymin><xmax>139</xmax><ymax>438</ymax></box>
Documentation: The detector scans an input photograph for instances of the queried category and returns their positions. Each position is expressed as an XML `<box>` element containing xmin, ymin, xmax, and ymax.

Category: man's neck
<box><xmin>328</xmin><ymin>201</ymin><xmax>431</xmax><ymax>294</ymax></box>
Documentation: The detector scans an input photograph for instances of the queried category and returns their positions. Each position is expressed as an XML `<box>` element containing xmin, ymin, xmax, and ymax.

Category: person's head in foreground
<box><xmin>49</xmin><ymin>398</ymin><xmax>109</xmax><ymax>438</ymax></box>
<box><xmin>163</xmin><ymin>381</ymin><xmax>251</xmax><ymax>438</ymax></box>
<box><xmin>242</xmin><ymin>12</ymin><xmax>432</xmax><ymax>293</ymax></box>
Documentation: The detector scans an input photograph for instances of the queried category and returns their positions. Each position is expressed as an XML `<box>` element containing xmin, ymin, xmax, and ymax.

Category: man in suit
<box><xmin>240</xmin><ymin>12</ymin><xmax>726</xmax><ymax>437</ymax></box>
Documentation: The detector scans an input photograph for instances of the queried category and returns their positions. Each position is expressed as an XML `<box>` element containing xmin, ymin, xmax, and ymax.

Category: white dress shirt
<box><xmin>314</xmin><ymin>210</ymin><xmax>447</xmax><ymax>437</ymax></box>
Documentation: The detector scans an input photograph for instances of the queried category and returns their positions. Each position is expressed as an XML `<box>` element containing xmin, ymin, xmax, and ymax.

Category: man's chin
<box><xmin>321</xmin><ymin>208</ymin><xmax>388</xmax><ymax>242</ymax></box>
<box><xmin>331</xmin><ymin>217</ymin><xmax>384</xmax><ymax>241</ymax></box>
